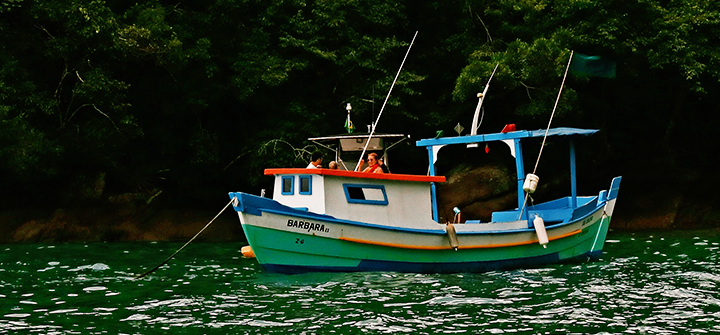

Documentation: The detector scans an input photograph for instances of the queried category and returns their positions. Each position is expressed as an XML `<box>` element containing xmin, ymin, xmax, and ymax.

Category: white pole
<box><xmin>470</xmin><ymin>63</ymin><xmax>499</xmax><ymax>136</ymax></box>
<box><xmin>356</xmin><ymin>31</ymin><xmax>418</xmax><ymax>171</ymax></box>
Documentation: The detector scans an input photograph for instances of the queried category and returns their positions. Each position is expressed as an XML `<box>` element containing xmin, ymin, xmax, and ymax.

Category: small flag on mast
<box><xmin>570</xmin><ymin>53</ymin><xmax>616</xmax><ymax>78</ymax></box>
<box><xmin>345</xmin><ymin>103</ymin><xmax>355</xmax><ymax>133</ymax></box>
<box><xmin>345</xmin><ymin>117</ymin><xmax>354</xmax><ymax>133</ymax></box>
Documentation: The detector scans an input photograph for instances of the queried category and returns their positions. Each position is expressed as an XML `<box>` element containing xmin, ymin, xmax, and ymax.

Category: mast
<box><xmin>356</xmin><ymin>31</ymin><xmax>418</xmax><ymax>170</ymax></box>
<box><xmin>467</xmin><ymin>63</ymin><xmax>499</xmax><ymax>148</ymax></box>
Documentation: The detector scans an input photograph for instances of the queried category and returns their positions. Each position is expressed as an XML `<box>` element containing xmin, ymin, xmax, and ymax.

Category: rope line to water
<box><xmin>135</xmin><ymin>197</ymin><xmax>236</xmax><ymax>279</ymax></box>
<box><xmin>532</xmin><ymin>50</ymin><xmax>574</xmax><ymax>175</ymax></box>
<box><xmin>519</xmin><ymin>51</ymin><xmax>574</xmax><ymax>220</ymax></box>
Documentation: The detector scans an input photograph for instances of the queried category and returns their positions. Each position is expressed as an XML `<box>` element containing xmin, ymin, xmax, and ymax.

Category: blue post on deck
<box><xmin>569</xmin><ymin>139</ymin><xmax>577</xmax><ymax>208</ymax></box>
<box><xmin>512</xmin><ymin>139</ymin><xmax>526</xmax><ymax>216</ymax></box>
<box><xmin>427</xmin><ymin>146</ymin><xmax>440</xmax><ymax>222</ymax></box>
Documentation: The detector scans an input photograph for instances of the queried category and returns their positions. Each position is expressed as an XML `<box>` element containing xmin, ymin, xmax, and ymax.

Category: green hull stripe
<box><xmin>242</xmin><ymin>216</ymin><xmax>611</xmax><ymax>268</ymax></box>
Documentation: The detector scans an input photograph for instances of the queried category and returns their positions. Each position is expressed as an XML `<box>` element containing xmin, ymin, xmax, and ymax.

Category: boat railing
<box><xmin>264</xmin><ymin>168</ymin><xmax>445</xmax><ymax>183</ymax></box>
<box><xmin>490</xmin><ymin>195</ymin><xmax>603</xmax><ymax>226</ymax></box>
<box><xmin>570</xmin><ymin>194</ymin><xmax>602</xmax><ymax>221</ymax></box>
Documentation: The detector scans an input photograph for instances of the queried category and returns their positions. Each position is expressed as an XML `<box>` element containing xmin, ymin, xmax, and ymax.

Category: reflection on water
<box><xmin>1</xmin><ymin>230</ymin><xmax>719</xmax><ymax>334</ymax></box>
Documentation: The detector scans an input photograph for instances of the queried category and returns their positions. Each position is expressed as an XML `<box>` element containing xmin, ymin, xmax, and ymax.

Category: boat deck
<box><xmin>490</xmin><ymin>195</ymin><xmax>602</xmax><ymax>225</ymax></box>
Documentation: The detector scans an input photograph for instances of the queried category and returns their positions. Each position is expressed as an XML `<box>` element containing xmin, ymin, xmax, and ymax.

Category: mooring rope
<box><xmin>519</xmin><ymin>51</ymin><xmax>574</xmax><ymax>220</ymax></box>
<box><xmin>135</xmin><ymin>197</ymin><xmax>236</xmax><ymax>279</ymax></box>
<box><xmin>532</xmin><ymin>50</ymin><xmax>574</xmax><ymax>175</ymax></box>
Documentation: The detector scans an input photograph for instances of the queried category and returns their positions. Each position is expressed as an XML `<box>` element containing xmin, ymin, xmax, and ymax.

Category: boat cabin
<box><xmin>266</xmin><ymin>127</ymin><xmax>605</xmax><ymax>230</ymax></box>
<box><xmin>265</xmin><ymin>168</ymin><xmax>445</xmax><ymax>229</ymax></box>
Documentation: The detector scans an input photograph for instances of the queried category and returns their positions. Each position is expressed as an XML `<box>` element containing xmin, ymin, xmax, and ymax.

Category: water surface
<box><xmin>1</xmin><ymin>230</ymin><xmax>719</xmax><ymax>334</ymax></box>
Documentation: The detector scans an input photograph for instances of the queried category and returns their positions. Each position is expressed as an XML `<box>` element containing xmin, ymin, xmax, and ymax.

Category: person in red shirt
<box><xmin>359</xmin><ymin>153</ymin><xmax>384</xmax><ymax>174</ymax></box>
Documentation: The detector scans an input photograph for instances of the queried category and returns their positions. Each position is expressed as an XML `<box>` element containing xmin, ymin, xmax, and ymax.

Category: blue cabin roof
<box><xmin>415</xmin><ymin>127</ymin><xmax>598</xmax><ymax>148</ymax></box>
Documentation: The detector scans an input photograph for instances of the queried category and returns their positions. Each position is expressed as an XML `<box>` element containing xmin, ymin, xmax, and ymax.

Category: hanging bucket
<box><xmin>523</xmin><ymin>174</ymin><xmax>539</xmax><ymax>193</ymax></box>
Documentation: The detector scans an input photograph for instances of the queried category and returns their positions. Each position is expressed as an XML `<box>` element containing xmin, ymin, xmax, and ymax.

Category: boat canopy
<box><xmin>309</xmin><ymin>132</ymin><xmax>408</xmax><ymax>143</ymax></box>
<box><xmin>309</xmin><ymin>132</ymin><xmax>409</xmax><ymax>171</ymax></box>
<box><xmin>415</xmin><ymin>127</ymin><xmax>600</xmax><ymax>222</ymax></box>
<box><xmin>309</xmin><ymin>133</ymin><xmax>408</xmax><ymax>152</ymax></box>
<box><xmin>415</xmin><ymin>127</ymin><xmax>598</xmax><ymax>147</ymax></box>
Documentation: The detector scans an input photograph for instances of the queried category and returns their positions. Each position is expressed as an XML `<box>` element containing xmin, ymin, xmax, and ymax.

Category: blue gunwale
<box><xmin>229</xmin><ymin>191</ymin><xmax>608</xmax><ymax>237</ymax></box>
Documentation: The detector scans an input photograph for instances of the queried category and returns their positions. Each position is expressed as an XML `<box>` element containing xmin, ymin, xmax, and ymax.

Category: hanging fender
<box><xmin>446</xmin><ymin>223</ymin><xmax>459</xmax><ymax>251</ymax></box>
<box><xmin>533</xmin><ymin>215</ymin><xmax>549</xmax><ymax>248</ymax></box>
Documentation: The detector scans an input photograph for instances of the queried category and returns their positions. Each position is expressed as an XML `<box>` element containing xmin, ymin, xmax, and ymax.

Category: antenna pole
<box><xmin>356</xmin><ymin>31</ymin><xmax>418</xmax><ymax>171</ymax></box>
<box><xmin>470</xmin><ymin>63</ymin><xmax>499</xmax><ymax>136</ymax></box>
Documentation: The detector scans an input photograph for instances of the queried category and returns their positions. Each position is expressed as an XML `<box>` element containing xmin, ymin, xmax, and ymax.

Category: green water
<box><xmin>2</xmin><ymin>230</ymin><xmax>719</xmax><ymax>334</ymax></box>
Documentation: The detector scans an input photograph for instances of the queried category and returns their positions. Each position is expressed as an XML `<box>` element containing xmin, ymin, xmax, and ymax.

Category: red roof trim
<box><xmin>264</xmin><ymin>168</ymin><xmax>446</xmax><ymax>183</ymax></box>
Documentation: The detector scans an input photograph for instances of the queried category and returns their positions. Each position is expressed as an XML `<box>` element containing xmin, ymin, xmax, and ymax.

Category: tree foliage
<box><xmin>450</xmin><ymin>0</ymin><xmax>720</xmax><ymax>167</ymax></box>
<box><xmin>1</xmin><ymin>0</ymin><xmax>718</xmax><ymax>209</ymax></box>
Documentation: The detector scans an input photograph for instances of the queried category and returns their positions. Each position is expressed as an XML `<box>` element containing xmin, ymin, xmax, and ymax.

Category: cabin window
<box><xmin>299</xmin><ymin>175</ymin><xmax>312</xmax><ymax>195</ymax></box>
<box><xmin>281</xmin><ymin>176</ymin><xmax>294</xmax><ymax>195</ymax></box>
<box><xmin>343</xmin><ymin>184</ymin><xmax>388</xmax><ymax>205</ymax></box>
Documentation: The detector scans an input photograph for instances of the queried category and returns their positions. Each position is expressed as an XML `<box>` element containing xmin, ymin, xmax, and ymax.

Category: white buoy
<box><xmin>523</xmin><ymin>174</ymin><xmax>539</xmax><ymax>193</ymax></box>
<box><xmin>533</xmin><ymin>214</ymin><xmax>549</xmax><ymax>248</ymax></box>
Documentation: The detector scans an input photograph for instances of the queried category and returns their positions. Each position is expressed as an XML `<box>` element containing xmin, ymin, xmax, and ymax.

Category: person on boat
<box><xmin>328</xmin><ymin>161</ymin><xmax>338</xmax><ymax>169</ymax></box>
<box><xmin>307</xmin><ymin>152</ymin><xmax>323</xmax><ymax>169</ymax></box>
<box><xmin>378</xmin><ymin>158</ymin><xmax>390</xmax><ymax>174</ymax></box>
<box><xmin>359</xmin><ymin>153</ymin><xmax>384</xmax><ymax>174</ymax></box>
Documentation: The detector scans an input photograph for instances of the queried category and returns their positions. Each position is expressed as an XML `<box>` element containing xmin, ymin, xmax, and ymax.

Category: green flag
<box><xmin>571</xmin><ymin>53</ymin><xmax>616</xmax><ymax>78</ymax></box>
<box><xmin>344</xmin><ymin>117</ymin><xmax>355</xmax><ymax>133</ymax></box>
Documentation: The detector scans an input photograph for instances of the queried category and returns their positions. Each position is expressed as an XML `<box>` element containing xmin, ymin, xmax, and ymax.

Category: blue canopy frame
<box><xmin>415</xmin><ymin>127</ymin><xmax>599</xmax><ymax>222</ymax></box>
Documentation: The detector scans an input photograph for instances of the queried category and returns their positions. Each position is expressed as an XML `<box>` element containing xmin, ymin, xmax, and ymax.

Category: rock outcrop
<box><xmin>436</xmin><ymin>163</ymin><xmax>517</xmax><ymax>223</ymax></box>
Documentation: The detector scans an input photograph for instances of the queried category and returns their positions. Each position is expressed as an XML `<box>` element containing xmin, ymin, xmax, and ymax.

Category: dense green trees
<box><xmin>1</xmin><ymin>0</ymin><xmax>718</xmax><ymax>209</ymax></box>
<box><xmin>451</xmin><ymin>0</ymin><xmax>720</xmax><ymax>168</ymax></box>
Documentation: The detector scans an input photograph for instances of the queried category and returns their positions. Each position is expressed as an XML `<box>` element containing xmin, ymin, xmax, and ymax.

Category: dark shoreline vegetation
<box><xmin>1</xmin><ymin>1</ymin><xmax>718</xmax><ymax>242</ymax></box>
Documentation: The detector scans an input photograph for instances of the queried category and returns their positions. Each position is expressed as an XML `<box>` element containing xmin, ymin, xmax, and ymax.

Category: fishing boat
<box><xmin>228</xmin><ymin>37</ymin><xmax>620</xmax><ymax>273</ymax></box>
<box><xmin>228</xmin><ymin>125</ymin><xmax>621</xmax><ymax>273</ymax></box>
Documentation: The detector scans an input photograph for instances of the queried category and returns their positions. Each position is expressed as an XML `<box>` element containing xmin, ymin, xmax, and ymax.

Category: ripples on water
<box><xmin>1</xmin><ymin>230</ymin><xmax>719</xmax><ymax>334</ymax></box>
